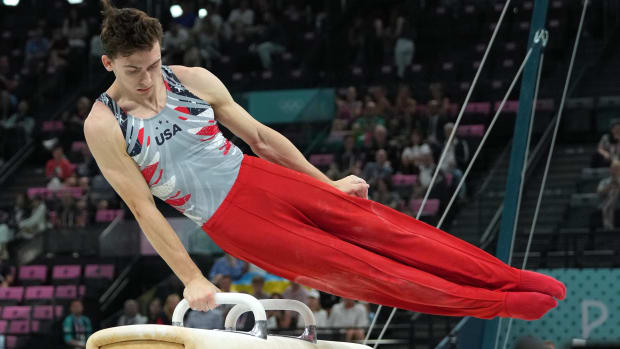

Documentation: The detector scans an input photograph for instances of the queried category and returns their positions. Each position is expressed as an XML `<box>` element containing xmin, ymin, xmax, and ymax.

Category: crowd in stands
<box><xmin>107</xmin><ymin>253</ymin><xmax>371</xmax><ymax>343</ymax></box>
<box><xmin>322</xmin><ymin>83</ymin><xmax>470</xmax><ymax>223</ymax></box>
<box><xmin>595</xmin><ymin>121</ymin><xmax>620</xmax><ymax>230</ymax></box>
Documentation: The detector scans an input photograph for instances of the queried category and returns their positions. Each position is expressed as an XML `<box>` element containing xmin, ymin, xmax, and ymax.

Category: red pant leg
<box><xmin>232</xmin><ymin>156</ymin><xmax>521</xmax><ymax>291</ymax></box>
<box><xmin>202</xmin><ymin>155</ymin><xmax>511</xmax><ymax>319</ymax></box>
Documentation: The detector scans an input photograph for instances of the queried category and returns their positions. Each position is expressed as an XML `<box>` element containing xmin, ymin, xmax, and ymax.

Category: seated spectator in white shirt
<box><xmin>16</xmin><ymin>195</ymin><xmax>48</xmax><ymax>239</ymax></box>
<box><xmin>184</xmin><ymin>308</ymin><xmax>223</xmax><ymax>330</ymax></box>
<box><xmin>228</xmin><ymin>0</ymin><xmax>254</xmax><ymax>27</ymax></box>
<box><xmin>328</xmin><ymin>298</ymin><xmax>369</xmax><ymax>342</ymax></box>
<box><xmin>297</xmin><ymin>289</ymin><xmax>328</xmax><ymax>329</ymax></box>
<box><xmin>117</xmin><ymin>299</ymin><xmax>147</xmax><ymax>326</ymax></box>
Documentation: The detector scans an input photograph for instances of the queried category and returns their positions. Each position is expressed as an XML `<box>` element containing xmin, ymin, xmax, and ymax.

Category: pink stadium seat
<box><xmin>391</xmin><ymin>174</ymin><xmax>417</xmax><ymax>186</ymax></box>
<box><xmin>18</xmin><ymin>265</ymin><xmax>47</xmax><ymax>284</ymax></box>
<box><xmin>409</xmin><ymin>199</ymin><xmax>440</xmax><ymax>217</ymax></box>
<box><xmin>0</xmin><ymin>320</ymin><xmax>6</xmax><ymax>333</ymax></box>
<box><xmin>8</xmin><ymin>320</ymin><xmax>38</xmax><ymax>334</ymax></box>
<box><xmin>26</xmin><ymin>187</ymin><xmax>51</xmax><ymax>199</ymax></box>
<box><xmin>54</xmin><ymin>285</ymin><xmax>76</xmax><ymax>299</ymax></box>
<box><xmin>5</xmin><ymin>335</ymin><xmax>16</xmax><ymax>348</ymax></box>
<box><xmin>95</xmin><ymin>209</ymin><xmax>124</xmax><ymax>223</ymax></box>
<box><xmin>84</xmin><ymin>264</ymin><xmax>114</xmax><ymax>280</ymax></box>
<box><xmin>52</xmin><ymin>265</ymin><xmax>81</xmax><ymax>283</ymax></box>
<box><xmin>71</xmin><ymin>141</ymin><xmax>87</xmax><ymax>152</ymax></box>
<box><xmin>464</xmin><ymin>102</ymin><xmax>491</xmax><ymax>114</ymax></box>
<box><xmin>32</xmin><ymin>305</ymin><xmax>63</xmax><ymax>320</ymax></box>
<box><xmin>308</xmin><ymin>154</ymin><xmax>334</xmax><ymax>167</ymax></box>
<box><xmin>2</xmin><ymin>306</ymin><xmax>30</xmax><ymax>320</ymax></box>
<box><xmin>0</xmin><ymin>287</ymin><xmax>24</xmax><ymax>304</ymax></box>
<box><xmin>495</xmin><ymin>100</ymin><xmax>519</xmax><ymax>113</ymax></box>
<box><xmin>42</xmin><ymin>120</ymin><xmax>64</xmax><ymax>132</ymax></box>
<box><xmin>24</xmin><ymin>286</ymin><xmax>54</xmax><ymax>302</ymax></box>
<box><xmin>457</xmin><ymin>124</ymin><xmax>485</xmax><ymax>138</ymax></box>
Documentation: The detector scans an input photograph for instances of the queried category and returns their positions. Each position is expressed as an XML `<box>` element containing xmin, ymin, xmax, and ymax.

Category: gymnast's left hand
<box><xmin>332</xmin><ymin>175</ymin><xmax>369</xmax><ymax>199</ymax></box>
<box><xmin>184</xmin><ymin>275</ymin><xmax>220</xmax><ymax>312</ymax></box>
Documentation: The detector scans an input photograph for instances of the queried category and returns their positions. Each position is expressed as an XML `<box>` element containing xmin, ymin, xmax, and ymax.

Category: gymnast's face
<box><xmin>102</xmin><ymin>42</ymin><xmax>163</xmax><ymax>98</ymax></box>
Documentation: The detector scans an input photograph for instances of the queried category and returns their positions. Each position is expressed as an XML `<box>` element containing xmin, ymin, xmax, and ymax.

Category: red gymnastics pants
<box><xmin>202</xmin><ymin>155</ymin><xmax>564</xmax><ymax>320</ymax></box>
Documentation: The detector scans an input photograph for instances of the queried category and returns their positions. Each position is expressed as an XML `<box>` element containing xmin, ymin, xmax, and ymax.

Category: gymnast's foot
<box><xmin>515</xmin><ymin>269</ymin><xmax>566</xmax><ymax>300</ymax></box>
<box><xmin>503</xmin><ymin>292</ymin><xmax>557</xmax><ymax>320</ymax></box>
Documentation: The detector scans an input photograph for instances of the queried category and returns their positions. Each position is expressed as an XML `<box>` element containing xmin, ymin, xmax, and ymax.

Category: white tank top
<box><xmin>97</xmin><ymin>65</ymin><xmax>243</xmax><ymax>225</ymax></box>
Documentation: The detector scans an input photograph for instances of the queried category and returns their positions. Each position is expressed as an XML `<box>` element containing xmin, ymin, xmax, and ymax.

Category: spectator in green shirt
<box><xmin>63</xmin><ymin>299</ymin><xmax>92</xmax><ymax>348</ymax></box>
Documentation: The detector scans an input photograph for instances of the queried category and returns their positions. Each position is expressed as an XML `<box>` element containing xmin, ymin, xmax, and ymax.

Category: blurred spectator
<box><xmin>192</xmin><ymin>15</ymin><xmax>222</xmax><ymax>68</ymax></box>
<box><xmin>0</xmin><ymin>55</ymin><xmax>19</xmax><ymax>99</ymax></box>
<box><xmin>209</xmin><ymin>253</ymin><xmax>248</xmax><ymax>281</ymax></box>
<box><xmin>364</xmin><ymin>19</ymin><xmax>385</xmax><ymax>73</ymax></box>
<box><xmin>401</xmin><ymin>129</ymin><xmax>431</xmax><ymax>174</ymax></box>
<box><xmin>193</xmin><ymin>3</ymin><xmax>224</xmax><ymax>35</ymax></box>
<box><xmin>58</xmin><ymin>191</ymin><xmax>77</xmax><ymax>228</ymax></box>
<box><xmin>255</xmin><ymin>11</ymin><xmax>286</xmax><ymax>70</ymax></box>
<box><xmin>543</xmin><ymin>340</ymin><xmax>555</xmax><ymax>349</ymax></box>
<box><xmin>63</xmin><ymin>299</ymin><xmax>92</xmax><ymax>348</ymax></box>
<box><xmin>336</xmin><ymin>87</ymin><xmax>363</xmax><ymax>121</ymax></box>
<box><xmin>297</xmin><ymin>289</ymin><xmax>327</xmax><ymax>328</ymax></box>
<box><xmin>424</xmin><ymin>99</ymin><xmax>448</xmax><ymax>145</ymax></box>
<box><xmin>337</xmin><ymin>135</ymin><xmax>363</xmax><ymax>174</ymax></box>
<box><xmin>266</xmin><ymin>292</ymin><xmax>292</xmax><ymax>330</ymax></box>
<box><xmin>185</xmin><ymin>307</ymin><xmax>223</xmax><ymax>330</ymax></box>
<box><xmin>61</xmin><ymin>96</ymin><xmax>91</xmax><ymax>148</ymax></box>
<box><xmin>163</xmin><ymin>23</ymin><xmax>190</xmax><ymax>64</ymax></box>
<box><xmin>371</xmin><ymin>178</ymin><xmax>401</xmax><ymax>209</ymax></box>
<box><xmin>251</xmin><ymin>275</ymin><xmax>269</xmax><ymax>299</ymax></box>
<box><xmin>90</xmin><ymin>174</ymin><xmax>116</xmax><ymax>209</ymax></box>
<box><xmin>593</xmin><ymin>121</ymin><xmax>620</xmax><ymax>168</ymax></box>
<box><xmin>49</xmin><ymin>28</ymin><xmax>70</xmax><ymax>73</ymax></box>
<box><xmin>16</xmin><ymin>195</ymin><xmax>47</xmax><ymax>239</ymax></box>
<box><xmin>46</xmin><ymin>146</ymin><xmax>75</xmax><ymax>182</ymax></box>
<box><xmin>369</xmin><ymin>86</ymin><xmax>393</xmax><ymax>117</ymax></box>
<box><xmin>390</xmin><ymin>13</ymin><xmax>416</xmax><ymax>78</ymax></box>
<box><xmin>24</xmin><ymin>29</ymin><xmax>50</xmax><ymax>64</ymax></box>
<box><xmin>597</xmin><ymin>160</ymin><xmax>620</xmax><ymax>230</ymax></box>
<box><xmin>62</xmin><ymin>8</ymin><xmax>89</xmax><ymax>51</ymax></box>
<box><xmin>147</xmin><ymin>297</ymin><xmax>166</xmax><ymax>324</ymax></box>
<box><xmin>118</xmin><ymin>299</ymin><xmax>147</xmax><ymax>326</ymax></box>
<box><xmin>440</xmin><ymin>122</ymin><xmax>469</xmax><ymax>198</ymax></box>
<box><xmin>2</xmin><ymin>100</ymin><xmax>34</xmax><ymax>138</ymax></box>
<box><xmin>363</xmin><ymin>149</ymin><xmax>393</xmax><ymax>190</ymax></box>
<box><xmin>0</xmin><ymin>264</ymin><xmax>14</xmax><ymax>287</ymax></box>
<box><xmin>75</xmin><ymin>145</ymin><xmax>98</xmax><ymax>178</ymax></box>
<box><xmin>283</xmin><ymin>281</ymin><xmax>308</xmax><ymax>304</ymax></box>
<box><xmin>325</xmin><ymin>161</ymin><xmax>342</xmax><ymax>181</ymax></box>
<box><xmin>394</xmin><ymin>84</ymin><xmax>417</xmax><ymax>116</ymax></box>
<box><xmin>162</xmin><ymin>293</ymin><xmax>181</xmax><ymax>325</ymax></box>
<box><xmin>328</xmin><ymin>298</ymin><xmax>368</xmax><ymax>342</ymax></box>
<box><xmin>417</xmin><ymin>145</ymin><xmax>436</xmax><ymax>191</ymax></box>
<box><xmin>228</xmin><ymin>0</ymin><xmax>255</xmax><ymax>28</ymax></box>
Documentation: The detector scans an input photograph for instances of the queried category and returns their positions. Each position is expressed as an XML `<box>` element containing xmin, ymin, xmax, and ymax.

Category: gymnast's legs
<box><xmin>202</xmin><ymin>155</ymin><xmax>565</xmax><ymax>320</ymax></box>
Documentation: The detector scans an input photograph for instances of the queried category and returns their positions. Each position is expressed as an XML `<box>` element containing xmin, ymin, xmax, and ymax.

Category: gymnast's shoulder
<box><xmin>167</xmin><ymin>65</ymin><xmax>233</xmax><ymax>106</ymax></box>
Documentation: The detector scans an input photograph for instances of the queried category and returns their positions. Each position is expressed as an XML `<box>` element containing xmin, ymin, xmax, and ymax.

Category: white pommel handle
<box><xmin>225</xmin><ymin>299</ymin><xmax>316</xmax><ymax>329</ymax></box>
<box><xmin>172</xmin><ymin>293</ymin><xmax>267</xmax><ymax>327</ymax></box>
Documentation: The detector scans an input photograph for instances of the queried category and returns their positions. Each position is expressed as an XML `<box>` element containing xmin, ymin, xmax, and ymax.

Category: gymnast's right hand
<box><xmin>183</xmin><ymin>276</ymin><xmax>220</xmax><ymax>312</ymax></box>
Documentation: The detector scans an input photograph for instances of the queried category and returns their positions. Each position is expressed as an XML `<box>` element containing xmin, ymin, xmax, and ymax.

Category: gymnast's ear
<box><xmin>101</xmin><ymin>55</ymin><xmax>114</xmax><ymax>72</ymax></box>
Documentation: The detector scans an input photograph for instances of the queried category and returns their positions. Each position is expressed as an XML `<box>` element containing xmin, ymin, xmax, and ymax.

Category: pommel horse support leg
<box><xmin>86</xmin><ymin>293</ymin><xmax>372</xmax><ymax>349</ymax></box>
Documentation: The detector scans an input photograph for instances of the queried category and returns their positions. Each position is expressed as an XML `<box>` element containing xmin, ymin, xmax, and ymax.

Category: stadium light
<box><xmin>170</xmin><ymin>4</ymin><xmax>183</xmax><ymax>18</ymax></box>
<box><xmin>3</xmin><ymin>0</ymin><xmax>19</xmax><ymax>6</ymax></box>
<box><xmin>67</xmin><ymin>0</ymin><xmax>83</xmax><ymax>4</ymax></box>
<box><xmin>198</xmin><ymin>8</ymin><xmax>208</xmax><ymax>18</ymax></box>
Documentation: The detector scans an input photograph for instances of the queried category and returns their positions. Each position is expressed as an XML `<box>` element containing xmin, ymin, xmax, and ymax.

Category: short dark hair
<box><xmin>100</xmin><ymin>0</ymin><xmax>163</xmax><ymax>58</ymax></box>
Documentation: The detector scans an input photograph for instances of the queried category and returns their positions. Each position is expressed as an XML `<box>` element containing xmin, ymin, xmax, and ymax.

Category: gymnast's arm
<box><xmin>83</xmin><ymin>101</ymin><xmax>217</xmax><ymax>312</ymax></box>
<box><xmin>173</xmin><ymin>65</ymin><xmax>369</xmax><ymax>198</ymax></box>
